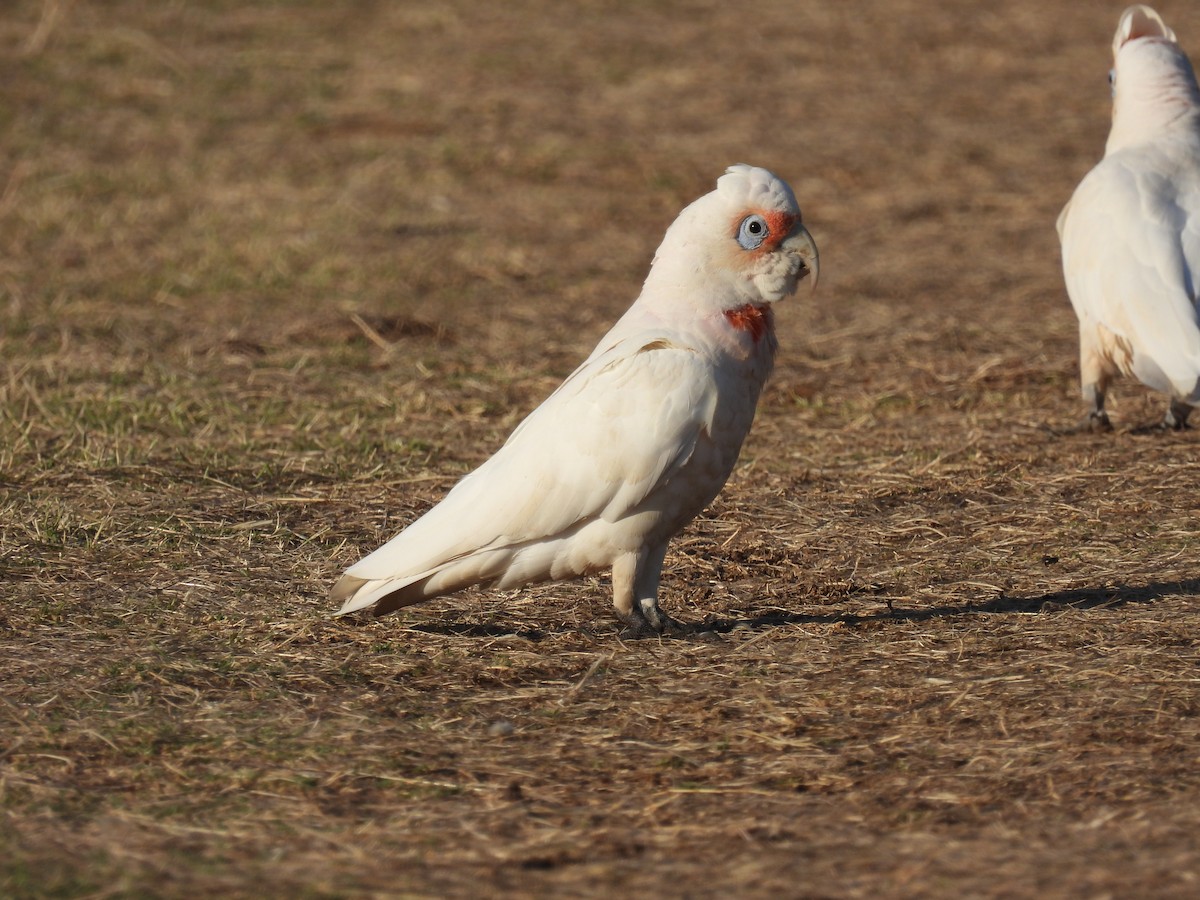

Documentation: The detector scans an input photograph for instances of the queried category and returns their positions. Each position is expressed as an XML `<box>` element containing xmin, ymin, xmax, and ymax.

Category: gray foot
<box><xmin>1164</xmin><ymin>399</ymin><xmax>1192</xmax><ymax>430</ymax></box>
<box><xmin>1083</xmin><ymin>409</ymin><xmax>1112</xmax><ymax>432</ymax></box>
<box><xmin>615</xmin><ymin>603</ymin><xmax>689</xmax><ymax>638</ymax></box>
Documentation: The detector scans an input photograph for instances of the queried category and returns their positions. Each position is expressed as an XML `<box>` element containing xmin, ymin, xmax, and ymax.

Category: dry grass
<box><xmin>4</xmin><ymin>0</ymin><xmax>1200</xmax><ymax>896</ymax></box>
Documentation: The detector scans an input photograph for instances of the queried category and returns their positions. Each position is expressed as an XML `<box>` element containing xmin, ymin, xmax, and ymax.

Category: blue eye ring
<box><xmin>737</xmin><ymin>214</ymin><xmax>770</xmax><ymax>250</ymax></box>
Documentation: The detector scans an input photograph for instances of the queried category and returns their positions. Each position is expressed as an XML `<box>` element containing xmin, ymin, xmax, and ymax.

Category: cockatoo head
<box><xmin>645</xmin><ymin>165</ymin><xmax>818</xmax><ymax>313</ymax></box>
<box><xmin>1107</xmin><ymin>6</ymin><xmax>1200</xmax><ymax>153</ymax></box>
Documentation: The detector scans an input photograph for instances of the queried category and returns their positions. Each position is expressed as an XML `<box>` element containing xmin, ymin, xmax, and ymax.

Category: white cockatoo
<box><xmin>1058</xmin><ymin>5</ymin><xmax>1200</xmax><ymax>430</ymax></box>
<box><xmin>331</xmin><ymin>165</ymin><xmax>818</xmax><ymax>634</ymax></box>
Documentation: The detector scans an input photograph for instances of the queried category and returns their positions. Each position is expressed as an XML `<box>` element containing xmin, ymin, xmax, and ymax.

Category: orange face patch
<box><xmin>731</xmin><ymin>208</ymin><xmax>798</xmax><ymax>255</ymax></box>
<box><xmin>724</xmin><ymin>303</ymin><xmax>773</xmax><ymax>342</ymax></box>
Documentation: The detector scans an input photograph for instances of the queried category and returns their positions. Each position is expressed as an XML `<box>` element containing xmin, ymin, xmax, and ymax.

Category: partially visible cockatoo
<box><xmin>331</xmin><ymin>165</ymin><xmax>818</xmax><ymax>634</ymax></box>
<box><xmin>1058</xmin><ymin>5</ymin><xmax>1200</xmax><ymax>430</ymax></box>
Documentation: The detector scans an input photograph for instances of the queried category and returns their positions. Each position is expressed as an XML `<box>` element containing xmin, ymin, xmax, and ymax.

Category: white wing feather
<box><xmin>336</xmin><ymin>332</ymin><xmax>720</xmax><ymax>612</ymax></box>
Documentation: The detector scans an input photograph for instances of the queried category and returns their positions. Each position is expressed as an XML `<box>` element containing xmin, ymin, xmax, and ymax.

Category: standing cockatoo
<box><xmin>331</xmin><ymin>165</ymin><xmax>818</xmax><ymax>634</ymax></box>
<box><xmin>1059</xmin><ymin>5</ymin><xmax>1200</xmax><ymax>430</ymax></box>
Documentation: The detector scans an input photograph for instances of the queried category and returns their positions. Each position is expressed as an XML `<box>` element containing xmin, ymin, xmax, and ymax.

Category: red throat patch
<box><xmin>724</xmin><ymin>303</ymin><xmax>773</xmax><ymax>342</ymax></box>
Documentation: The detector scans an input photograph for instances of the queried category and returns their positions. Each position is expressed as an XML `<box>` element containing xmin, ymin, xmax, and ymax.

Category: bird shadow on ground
<box><xmin>699</xmin><ymin>577</ymin><xmax>1200</xmax><ymax>634</ymax></box>
<box><xmin>405</xmin><ymin>620</ymin><xmax>561</xmax><ymax>641</ymax></box>
<box><xmin>394</xmin><ymin>578</ymin><xmax>1200</xmax><ymax>641</ymax></box>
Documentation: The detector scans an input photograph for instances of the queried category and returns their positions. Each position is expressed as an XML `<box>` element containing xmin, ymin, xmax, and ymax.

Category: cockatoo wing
<box><xmin>333</xmin><ymin>332</ymin><xmax>720</xmax><ymax>614</ymax></box>
<box><xmin>1060</xmin><ymin>150</ymin><xmax>1200</xmax><ymax>398</ymax></box>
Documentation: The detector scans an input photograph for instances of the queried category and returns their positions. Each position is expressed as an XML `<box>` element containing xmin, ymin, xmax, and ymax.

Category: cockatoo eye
<box><xmin>736</xmin><ymin>214</ymin><xmax>770</xmax><ymax>250</ymax></box>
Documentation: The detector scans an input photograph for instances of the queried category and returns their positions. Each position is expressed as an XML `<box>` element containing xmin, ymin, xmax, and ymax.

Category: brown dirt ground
<box><xmin>3</xmin><ymin>1</ymin><xmax>1200</xmax><ymax>897</ymax></box>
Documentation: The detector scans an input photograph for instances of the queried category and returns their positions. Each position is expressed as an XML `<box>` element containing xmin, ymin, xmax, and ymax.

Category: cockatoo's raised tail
<box><xmin>1058</xmin><ymin>5</ymin><xmax>1200</xmax><ymax>430</ymax></box>
<box><xmin>331</xmin><ymin>165</ymin><xmax>818</xmax><ymax>634</ymax></box>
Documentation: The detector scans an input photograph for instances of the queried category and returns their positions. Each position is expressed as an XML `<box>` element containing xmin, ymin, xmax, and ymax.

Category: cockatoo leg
<box><xmin>1079</xmin><ymin>328</ymin><xmax>1113</xmax><ymax>432</ymax></box>
<box><xmin>1164</xmin><ymin>398</ymin><xmax>1193</xmax><ymax>429</ymax></box>
<box><xmin>611</xmin><ymin>551</ymin><xmax>640</xmax><ymax>626</ymax></box>
<box><xmin>612</xmin><ymin>544</ymin><xmax>683</xmax><ymax>635</ymax></box>
<box><xmin>634</xmin><ymin>542</ymin><xmax>689</xmax><ymax>635</ymax></box>
<box><xmin>1080</xmin><ymin>383</ymin><xmax>1112</xmax><ymax>431</ymax></box>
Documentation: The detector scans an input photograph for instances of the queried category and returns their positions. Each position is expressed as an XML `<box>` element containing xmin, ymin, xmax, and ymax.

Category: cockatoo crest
<box><xmin>1113</xmin><ymin>4</ymin><xmax>1176</xmax><ymax>55</ymax></box>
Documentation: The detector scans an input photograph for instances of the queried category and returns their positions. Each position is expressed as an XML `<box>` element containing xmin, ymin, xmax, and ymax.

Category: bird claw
<box><xmin>1164</xmin><ymin>401</ymin><xmax>1192</xmax><ymax>430</ymax></box>
<box><xmin>616</xmin><ymin>607</ymin><xmax>693</xmax><ymax>639</ymax></box>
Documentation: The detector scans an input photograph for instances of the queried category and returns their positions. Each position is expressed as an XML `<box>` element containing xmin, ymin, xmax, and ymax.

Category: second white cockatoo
<box><xmin>331</xmin><ymin>164</ymin><xmax>818</xmax><ymax>634</ymax></box>
<box><xmin>1058</xmin><ymin>5</ymin><xmax>1200</xmax><ymax>430</ymax></box>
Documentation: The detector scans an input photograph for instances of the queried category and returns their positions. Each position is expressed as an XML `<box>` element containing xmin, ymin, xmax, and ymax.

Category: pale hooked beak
<box><xmin>785</xmin><ymin>222</ymin><xmax>819</xmax><ymax>291</ymax></box>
